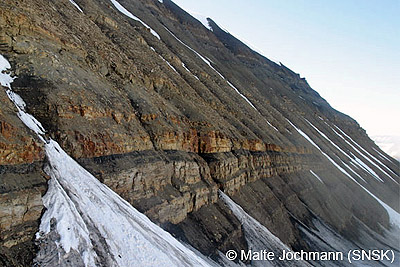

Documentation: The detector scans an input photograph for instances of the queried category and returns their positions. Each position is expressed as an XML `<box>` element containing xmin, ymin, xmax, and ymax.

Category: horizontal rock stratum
<box><xmin>0</xmin><ymin>0</ymin><xmax>399</xmax><ymax>266</ymax></box>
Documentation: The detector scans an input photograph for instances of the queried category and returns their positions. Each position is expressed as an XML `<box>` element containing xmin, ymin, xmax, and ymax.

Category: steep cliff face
<box><xmin>0</xmin><ymin>72</ymin><xmax>46</xmax><ymax>265</ymax></box>
<box><xmin>0</xmin><ymin>0</ymin><xmax>399</xmax><ymax>266</ymax></box>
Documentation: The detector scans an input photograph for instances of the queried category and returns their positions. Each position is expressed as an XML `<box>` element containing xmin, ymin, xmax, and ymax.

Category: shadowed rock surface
<box><xmin>0</xmin><ymin>0</ymin><xmax>398</xmax><ymax>266</ymax></box>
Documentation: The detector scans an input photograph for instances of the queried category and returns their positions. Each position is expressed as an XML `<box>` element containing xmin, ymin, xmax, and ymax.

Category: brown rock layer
<box><xmin>0</xmin><ymin>0</ymin><xmax>398</xmax><ymax>266</ymax></box>
<box><xmin>0</xmin><ymin>86</ymin><xmax>46</xmax><ymax>265</ymax></box>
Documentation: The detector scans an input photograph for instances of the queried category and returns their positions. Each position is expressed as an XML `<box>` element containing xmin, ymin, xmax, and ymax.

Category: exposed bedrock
<box><xmin>0</xmin><ymin>89</ymin><xmax>47</xmax><ymax>266</ymax></box>
<box><xmin>78</xmin><ymin>148</ymin><xmax>314</xmax><ymax>225</ymax></box>
<box><xmin>0</xmin><ymin>0</ymin><xmax>399</xmax><ymax>266</ymax></box>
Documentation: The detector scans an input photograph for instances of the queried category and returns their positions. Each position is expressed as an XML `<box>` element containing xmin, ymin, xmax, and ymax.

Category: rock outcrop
<box><xmin>0</xmin><ymin>87</ymin><xmax>46</xmax><ymax>266</ymax></box>
<box><xmin>0</xmin><ymin>0</ymin><xmax>398</xmax><ymax>266</ymax></box>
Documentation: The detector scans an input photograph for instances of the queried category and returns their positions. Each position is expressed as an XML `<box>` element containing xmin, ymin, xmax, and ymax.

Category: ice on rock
<box><xmin>1</xmin><ymin>55</ymin><xmax>46</xmax><ymax>141</ymax></box>
<box><xmin>310</xmin><ymin>170</ymin><xmax>324</xmax><ymax>183</ymax></box>
<box><xmin>220</xmin><ymin>191</ymin><xmax>309</xmax><ymax>267</ymax></box>
<box><xmin>305</xmin><ymin>119</ymin><xmax>383</xmax><ymax>183</ymax></box>
<box><xmin>69</xmin><ymin>0</ymin><xmax>83</xmax><ymax>13</ymax></box>
<box><xmin>163</xmin><ymin>26</ymin><xmax>260</xmax><ymax>113</ymax></box>
<box><xmin>38</xmin><ymin>140</ymin><xmax>215</xmax><ymax>266</ymax></box>
<box><xmin>330</xmin><ymin>125</ymin><xmax>398</xmax><ymax>183</ymax></box>
<box><xmin>286</xmin><ymin>117</ymin><xmax>400</xmax><ymax>229</ymax></box>
<box><xmin>2</xmin><ymin>53</ymin><xmax>215</xmax><ymax>266</ymax></box>
<box><xmin>110</xmin><ymin>0</ymin><xmax>161</xmax><ymax>40</ymax></box>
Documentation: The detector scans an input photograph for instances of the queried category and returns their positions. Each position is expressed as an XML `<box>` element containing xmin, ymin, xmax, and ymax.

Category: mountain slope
<box><xmin>0</xmin><ymin>0</ymin><xmax>399</xmax><ymax>266</ymax></box>
<box><xmin>372</xmin><ymin>135</ymin><xmax>400</xmax><ymax>162</ymax></box>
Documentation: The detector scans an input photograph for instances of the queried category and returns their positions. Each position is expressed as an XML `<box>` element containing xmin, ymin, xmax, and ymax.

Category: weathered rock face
<box><xmin>0</xmin><ymin>0</ymin><xmax>399</xmax><ymax>266</ymax></box>
<box><xmin>79</xmin><ymin>150</ymin><xmax>218</xmax><ymax>224</ymax></box>
<box><xmin>0</xmin><ymin>86</ymin><xmax>46</xmax><ymax>265</ymax></box>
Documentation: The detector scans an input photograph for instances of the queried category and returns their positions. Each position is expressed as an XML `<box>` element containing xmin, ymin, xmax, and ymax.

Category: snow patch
<box><xmin>0</xmin><ymin>55</ymin><xmax>14</xmax><ymax>87</ymax></box>
<box><xmin>356</xmin><ymin>181</ymin><xmax>400</xmax><ymax>229</ymax></box>
<box><xmin>306</xmin><ymin>120</ymin><xmax>383</xmax><ymax>183</ymax></box>
<box><xmin>267</xmin><ymin>121</ymin><xmax>279</xmax><ymax>132</ymax></box>
<box><xmin>110</xmin><ymin>0</ymin><xmax>161</xmax><ymax>39</ymax></box>
<box><xmin>159</xmin><ymin>55</ymin><xmax>178</xmax><ymax>74</ymax></box>
<box><xmin>163</xmin><ymin>26</ymin><xmax>259</xmax><ymax>112</ymax></box>
<box><xmin>1</xmin><ymin>55</ymin><xmax>46</xmax><ymax>141</ymax></box>
<box><xmin>310</xmin><ymin>170</ymin><xmax>324</xmax><ymax>183</ymax></box>
<box><xmin>163</xmin><ymin>26</ymin><xmax>212</xmax><ymax>67</ymax></box>
<box><xmin>181</xmin><ymin>62</ymin><xmax>190</xmax><ymax>73</ymax></box>
<box><xmin>331</xmin><ymin>125</ymin><xmax>398</xmax><ymax>182</ymax></box>
<box><xmin>149</xmin><ymin>47</ymin><xmax>180</xmax><ymax>74</ymax></box>
<box><xmin>373</xmin><ymin>147</ymin><xmax>394</xmax><ymax>162</ymax></box>
<box><xmin>226</xmin><ymin>80</ymin><xmax>257</xmax><ymax>111</ymax></box>
<box><xmin>6</xmin><ymin>90</ymin><xmax>46</xmax><ymax>141</ymax></box>
<box><xmin>220</xmin><ymin>191</ymin><xmax>309</xmax><ymax>267</ymax></box>
<box><xmin>284</xmin><ymin>118</ymin><xmax>399</xmax><ymax>229</ymax></box>
<box><xmin>69</xmin><ymin>0</ymin><xmax>83</xmax><ymax>13</ymax></box>
<box><xmin>286</xmin><ymin>119</ymin><xmax>362</xmax><ymax>183</ymax></box>
<box><xmin>286</xmin><ymin>119</ymin><xmax>319</xmax><ymax>149</ymax></box>
<box><xmin>3</xmin><ymin>53</ymin><xmax>215</xmax><ymax>266</ymax></box>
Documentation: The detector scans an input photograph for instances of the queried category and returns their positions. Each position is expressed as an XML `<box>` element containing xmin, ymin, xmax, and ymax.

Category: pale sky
<box><xmin>172</xmin><ymin>0</ymin><xmax>400</xmax><ymax>137</ymax></box>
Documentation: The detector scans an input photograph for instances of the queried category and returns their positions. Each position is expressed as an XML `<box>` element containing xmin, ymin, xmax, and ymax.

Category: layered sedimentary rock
<box><xmin>0</xmin><ymin>0</ymin><xmax>399</xmax><ymax>266</ymax></box>
<box><xmin>0</xmin><ymin>88</ymin><xmax>46</xmax><ymax>266</ymax></box>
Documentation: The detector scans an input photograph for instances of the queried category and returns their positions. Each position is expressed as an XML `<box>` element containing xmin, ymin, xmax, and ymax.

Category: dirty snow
<box><xmin>220</xmin><ymin>191</ymin><xmax>309</xmax><ymax>267</ymax></box>
<box><xmin>38</xmin><ymin>139</ymin><xmax>215</xmax><ymax>266</ymax></box>
<box><xmin>110</xmin><ymin>0</ymin><xmax>161</xmax><ymax>39</ymax></box>
<box><xmin>2</xmin><ymin>53</ymin><xmax>215</xmax><ymax>266</ymax></box>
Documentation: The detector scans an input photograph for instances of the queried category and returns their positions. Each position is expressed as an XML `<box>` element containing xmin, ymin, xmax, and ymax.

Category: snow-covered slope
<box><xmin>220</xmin><ymin>191</ymin><xmax>309</xmax><ymax>267</ymax></box>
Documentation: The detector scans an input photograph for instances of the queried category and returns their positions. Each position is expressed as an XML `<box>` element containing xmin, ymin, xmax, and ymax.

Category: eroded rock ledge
<box><xmin>78</xmin><ymin>148</ymin><xmax>318</xmax><ymax>225</ymax></box>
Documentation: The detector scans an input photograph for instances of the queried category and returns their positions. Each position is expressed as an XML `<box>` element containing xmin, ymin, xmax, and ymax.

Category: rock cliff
<box><xmin>0</xmin><ymin>0</ymin><xmax>398</xmax><ymax>266</ymax></box>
